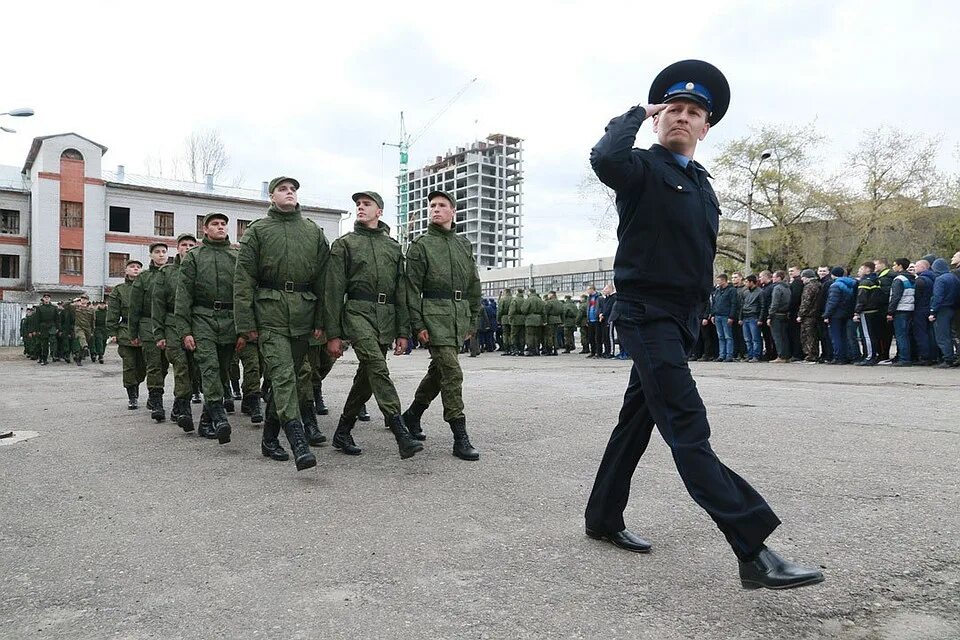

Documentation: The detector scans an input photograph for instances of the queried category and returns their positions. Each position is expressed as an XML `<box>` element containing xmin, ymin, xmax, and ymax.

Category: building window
<box><xmin>154</xmin><ymin>211</ymin><xmax>174</xmax><ymax>236</ymax></box>
<box><xmin>0</xmin><ymin>209</ymin><xmax>19</xmax><ymax>235</ymax></box>
<box><xmin>197</xmin><ymin>215</ymin><xmax>205</xmax><ymax>239</ymax></box>
<box><xmin>60</xmin><ymin>249</ymin><xmax>83</xmax><ymax>276</ymax></box>
<box><xmin>61</xmin><ymin>148</ymin><xmax>84</xmax><ymax>161</ymax></box>
<box><xmin>237</xmin><ymin>219</ymin><xmax>250</xmax><ymax>240</ymax></box>
<box><xmin>0</xmin><ymin>254</ymin><xmax>19</xmax><ymax>279</ymax></box>
<box><xmin>108</xmin><ymin>253</ymin><xmax>129</xmax><ymax>278</ymax></box>
<box><xmin>109</xmin><ymin>206</ymin><xmax>130</xmax><ymax>233</ymax></box>
<box><xmin>61</xmin><ymin>201</ymin><xmax>83</xmax><ymax>228</ymax></box>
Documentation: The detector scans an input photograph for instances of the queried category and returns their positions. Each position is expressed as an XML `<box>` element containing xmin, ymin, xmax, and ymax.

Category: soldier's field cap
<box><xmin>427</xmin><ymin>190</ymin><xmax>457</xmax><ymax>209</ymax></box>
<box><xmin>352</xmin><ymin>191</ymin><xmax>384</xmax><ymax>209</ymax></box>
<box><xmin>649</xmin><ymin>59</ymin><xmax>730</xmax><ymax>126</ymax></box>
<box><xmin>148</xmin><ymin>241</ymin><xmax>169</xmax><ymax>252</ymax></box>
<box><xmin>801</xmin><ymin>268</ymin><xmax>817</xmax><ymax>278</ymax></box>
<box><xmin>269</xmin><ymin>176</ymin><xmax>300</xmax><ymax>193</ymax></box>
<box><xmin>126</xmin><ymin>259</ymin><xmax>143</xmax><ymax>267</ymax></box>
<box><xmin>202</xmin><ymin>212</ymin><xmax>229</xmax><ymax>226</ymax></box>
<box><xmin>176</xmin><ymin>232</ymin><xmax>197</xmax><ymax>244</ymax></box>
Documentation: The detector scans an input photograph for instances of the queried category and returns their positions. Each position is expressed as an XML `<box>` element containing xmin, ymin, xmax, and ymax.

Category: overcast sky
<box><xmin>2</xmin><ymin>0</ymin><xmax>957</xmax><ymax>265</ymax></box>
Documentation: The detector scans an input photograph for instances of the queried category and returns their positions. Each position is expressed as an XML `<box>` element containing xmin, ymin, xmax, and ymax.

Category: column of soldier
<box><xmin>23</xmin><ymin>179</ymin><xmax>485</xmax><ymax>473</ymax></box>
<box><xmin>21</xmin><ymin>295</ymin><xmax>110</xmax><ymax>366</ymax></box>
<box><xmin>692</xmin><ymin>254</ymin><xmax>960</xmax><ymax>368</ymax></box>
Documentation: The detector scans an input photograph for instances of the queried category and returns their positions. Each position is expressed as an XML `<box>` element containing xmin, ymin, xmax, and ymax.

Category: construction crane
<box><xmin>383</xmin><ymin>77</ymin><xmax>477</xmax><ymax>249</ymax></box>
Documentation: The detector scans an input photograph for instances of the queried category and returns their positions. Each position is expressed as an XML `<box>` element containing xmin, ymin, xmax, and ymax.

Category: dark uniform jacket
<box><xmin>176</xmin><ymin>236</ymin><xmax>239</xmax><ymax>346</ymax></box>
<box><xmin>855</xmin><ymin>273</ymin><xmax>885</xmax><ymax>315</ymax></box>
<box><xmin>590</xmin><ymin>106</ymin><xmax>720</xmax><ymax>308</ymax></box>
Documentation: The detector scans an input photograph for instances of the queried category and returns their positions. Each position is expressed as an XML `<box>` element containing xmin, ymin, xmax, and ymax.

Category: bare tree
<box><xmin>578</xmin><ymin>166</ymin><xmax>618</xmax><ymax>240</ymax></box>
<box><xmin>182</xmin><ymin>129</ymin><xmax>230</xmax><ymax>183</ymax></box>
<box><xmin>820</xmin><ymin>127</ymin><xmax>942</xmax><ymax>266</ymax></box>
<box><xmin>712</xmin><ymin>123</ymin><xmax>827</xmax><ymax>269</ymax></box>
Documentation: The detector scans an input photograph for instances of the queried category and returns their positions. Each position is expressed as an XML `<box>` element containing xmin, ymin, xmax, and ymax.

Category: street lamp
<box><xmin>745</xmin><ymin>149</ymin><xmax>772</xmax><ymax>275</ymax></box>
<box><xmin>0</xmin><ymin>107</ymin><xmax>34</xmax><ymax>134</ymax></box>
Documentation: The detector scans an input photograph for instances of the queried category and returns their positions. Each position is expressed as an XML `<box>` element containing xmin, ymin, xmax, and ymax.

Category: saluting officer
<box><xmin>583</xmin><ymin>59</ymin><xmax>823</xmax><ymax>590</ymax></box>
<box><xmin>402</xmin><ymin>190</ymin><xmax>481</xmax><ymax>461</ymax></box>
<box><xmin>324</xmin><ymin>190</ymin><xmax>422</xmax><ymax>459</ymax></box>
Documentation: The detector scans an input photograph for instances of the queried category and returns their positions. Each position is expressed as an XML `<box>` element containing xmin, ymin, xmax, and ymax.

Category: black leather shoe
<box><xmin>738</xmin><ymin>547</ymin><xmax>825</xmax><ymax>590</ymax></box>
<box><xmin>332</xmin><ymin>416</ymin><xmax>362</xmax><ymax>455</ymax></box>
<box><xmin>585</xmin><ymin>528</ymin><xmax>652</xmax><ymax>553</ymax></box>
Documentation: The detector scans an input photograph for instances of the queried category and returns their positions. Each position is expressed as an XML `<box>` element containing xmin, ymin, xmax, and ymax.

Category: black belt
<box><xmin>259</xmin><ymin>280</ymin><xmax>312</xmax><ymax>293</ymax></box>
<box><xmin>197</xmin><ymin>301</ymin><xmax>234</xmax><ymax>311</ymax></box>
<box><xmin>422</xmin><ymin>289</ymin><xmax>464</xmax><ymax>301</ymax></box>
<box><xmin>348</xmin><ymin>292</ymin><xmax>396</xmax><ymax>305</ymax></box>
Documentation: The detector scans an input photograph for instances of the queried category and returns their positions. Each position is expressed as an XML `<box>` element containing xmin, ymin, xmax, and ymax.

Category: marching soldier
<box><xmin>34</xmin><ymin>294</ymin><xmax>59</xmax><ymax>365</ymax></box>
<box><xmin>324</xmin><ymin>190</ymin><xmax>422</xmax><ymax>459</ymax></box>
<box><xmin>21</xmin><ymin>307</ymin><xmax>36</xmax><ymax>359</ymax></box>
<box><xmin>543</xmin><ymin>291</ymin><xmax>563</xmax><ymax>356</ymax></box>
<box><xmin>234</xmin><ymin>176</ymin><xmax>328</xmax><ymax>471</ymax></box>
<box><xmin>176</xmin><ymin>214</ymin><xmax>245</xmax><ymax>444</ymax></box>
<box><xmin>74</xmin><ymin>295</ymin><xmax>95</xmax><ymax>364</ymax></box>
<box><xmin>522</xmin><ymin>288</ymin><xmax>545</xmax><ymax>356</ymax></box>
<box><xmin>107</xmin><ymin>260</ymin><xmax>146</xmax><ymax>407</ymax></box>
<box><xmin>296</xmin><ymin>340</ymin><xmax>335</xmax><ymax>447</ymax></box>
<box><xmin>130</xmin><ymin>242</ymin><xmax>172</xmax><ymax>421</ymax></box>
<box><xmin>92</xmin><ymin>301</ymin><xmax>108</xmax><ymax>364</ymax></box>
<box><xmin>498</xmin><ymin>289</ymin><xmax>513</xmax><ymax>354</ymax></box>
<box><xmin>153</xmin><ymin>232</ymin><xmax>203</xmax><ymax>432</ymax></box>
<box><xmin>401</xmin><ymin>190</ymin><xmax>481</xmax><ymax>461</ymax></box>
<box><xmin>509</xmin><ymin>289</ymin><xmax>526</xmax><ymax>356</ymax></box>
<box><xmin>562</xmin><ymin>295</ymin><xmax>578</xmax><ymax>353</ymax></box>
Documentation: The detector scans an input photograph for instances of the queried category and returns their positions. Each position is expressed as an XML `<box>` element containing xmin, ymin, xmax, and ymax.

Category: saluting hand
<box><xmin>642</xmin><ymin>103</ymin><xmax>669</xmax><ymax>118</ymax></box>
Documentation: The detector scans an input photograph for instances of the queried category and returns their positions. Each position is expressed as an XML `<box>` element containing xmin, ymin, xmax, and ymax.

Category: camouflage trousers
<box><xmin>512</xmin><ymin>324</ymin><xmax>525</xmax><ymax>352</ymax></box>
<box><xmin>800</xmin><ymin>318</ymin><xmax>820</xmax><ymax>361</ymax></box>
<box><xmin>564</xmin><ymin>327</ymin><xmax>575</xmax><ymax>350</ymax></box>
<box><xmin>525</xmin><ymin>326</ymin><xmax>542</xmax><ymax>353</ymax></box>
<box><xmin>194</xmin><ymin>340</ymin><xmax>233</xmax><ymax>404</ymax></box>
<box><xmin>543</xmin><ymin>324</ymin><xmax>559</xmax><ymax>351</ymax></box>
<box><xmin>297</xmin><ymin>343</ymin><xmax>335</xmax><ymax>404</ymax></box>
<box><xmin>413</xmin><ymin>345</ymin><xmax>465</xmax><ymax>422</ymax></box>
<box><xmin>229</xmin><ymin>342</ymin><xmax>262</xmax><ymax>396</ymax></box>
<box><xmin>117</xmin><ymin>344</ymin><xmax>146</xmax><ymax>387</ymax></box>
<box><xmin>143</xmin><ymin>341</ymin><xmax>170</xmax><ymax>392</ymax></box>
<box><xmin>341</xmin><ymin>338</ymin><xmax>402</xmax><ymax>419</ymax></box>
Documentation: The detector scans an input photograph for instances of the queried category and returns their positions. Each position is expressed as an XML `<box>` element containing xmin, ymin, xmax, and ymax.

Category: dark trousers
<box><xmin>788</xmin><ymin>315</ymin><xmax>803</xmax><ymax>359</ymax></box>
<box><xmin>587</xmin><ymin>322</ymin><xmax>600</xmax><ymax>355</ymax></box>
<box><xmin>699</xmin><ymin>319</ymin><xmax>717</xmax><ymax>359</ymax></box>
<box><xmin>772</xmin><ymin>315</ymin><xmax>791</xmax><ymax>359</ymax></box>
<box><xmin>828</xmin><ymin>318</ymin><xmax>849</xmax><ymax>362</ymax></box>
<box><xmin>818</xmin><ymin>320</ymin><xmax>833</xmax><ymax>361</ymax></box>
<box><xmin>912</xmin><ymin>310</ymin><xmax>934</xmax><ymax>362</ymax></box>
<box><xmin>760</xmin><ymin>321</ymin><xmax>776</xmax><ymax>360</ymax></box>
<box><xmin>585</xmin><ymin>300</ymin><xmax>780</xmax><ymax>560</ymax></box>
<box><xmin>599</xmin><ymin>320</ymin><xmax>611</xmax><ymax>356</ymax></box>
<box><xmin>859</xmin><ymin>313</ymin><xmax>883</xmax><ymax>361</ymax></box>
<box><xmin>892</xmin><ymin>312</ymin><xmax>912</xmax><ymax>363</ymax></box>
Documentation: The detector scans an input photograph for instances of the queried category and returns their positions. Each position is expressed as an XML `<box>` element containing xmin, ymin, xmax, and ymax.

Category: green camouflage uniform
<box><xmin>130</xmin><ymin>262</ymin><xmax>170</xmax><ymax>392</ymax></box>
<box><xmin>497</xmin><ymin>291</ymin><xmax>513</xmax><ymax>348</ymax></box>
<box><xmin>74</xmin><ymin>304</ymin><xmax>95</xmax><ymax>355</ymax></box>
<box><xmin>234</xmin><ymin>204</ymin><xmax>329</xmax><ymax>425</ymax></box>
<box><xmin>153</xmin><ymin>255</ymin><xmax>198</xmax><ymax>400</ymax></box>
<box><xmin>405</xmin><ymin>222</ymin><xmax>481</xmax><ymax>422</ymax></box>
<box><xmin>543</xmin><ymin>294</ymin><xmax>563</xmax><ymax>353</ymax></box>
<box><xmin>176</xmin><ymin>236</ymin><xmax>243</xmax><ymax>404</ymax></box>
<box><xmin>324</xmin><ymin>220</ymin><xmax>408</xmax><ymax>419</ymax></box>
<box><xmin>92</xmin><ymin>306</ymin><xmax>108</xmax><ymax>358</ymax></box>
<box><xmin>107</xmin><ymin>280</ymin><xmax>146</xmax><ymax>386</ymax></box>
<box><xmin>33</xmin><ymin>301</ymin><xmax>59</xmax><ymax>363</ymax></box>
<box><xmin>577</xmin><ymin>298</ymin><xmax>589</xmax><ymax>351</ymax></box>
<box><xmin>510</xmin><ymin>292</ymin><xmax>526</xmax><ymax>353</ymax></box>
<box><xmin>562</xmin><ymin>297</ymin><xmax>578</xmax><ymax>351</ymax></box>
<box><xmin>523</xmin><ymin>290</ymin><xmax>545</xmax><ymax>354</ymax></box>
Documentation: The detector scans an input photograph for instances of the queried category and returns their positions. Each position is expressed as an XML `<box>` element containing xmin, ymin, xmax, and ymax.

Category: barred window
<box><xmin>109</xmin><ymin>253</ymin><xmax>129</xmax><ymax>278</ymax></box>
<box><xmin>0</xmin><ymin>209</ymin><xmax>19</xmax><ymax>234</ymax></box>
<box><xmin>154</xmin><ymin>211</ymin><xmax>174</xmax><ymax>237</ymax></box>
<box><xmin>60</xmin><ymin>249</ymin><xmax>83</xmax><ymax>275</ymax></box>
<box><xmin>61</xmin><ymin>201</ymin><xmax>83</xmax><ymax>228</ymax></box>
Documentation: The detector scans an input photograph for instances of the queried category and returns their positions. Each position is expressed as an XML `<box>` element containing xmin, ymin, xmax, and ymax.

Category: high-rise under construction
<box><xmin>400</xmin><ymin>133</ymin><xmax>523</xmax><ymax>269</ymax></box>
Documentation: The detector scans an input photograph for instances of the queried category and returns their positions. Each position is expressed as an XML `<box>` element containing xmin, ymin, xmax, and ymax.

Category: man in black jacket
<box><xmin>815</xmin><ymin>266</ymin><xmax>834</xmax><ymax>362</ymax></box>
<box><xmin>787</xmin><ymin>266</ymin><xmax>804</xmax><ymax>360</ymax></box>
<box><xmin>583</xmin><ymin>59</ymin><xmax>822</xmax><ymax>591</ymax></box>
<box><xmin>758</xmin><ymin>270</ymin><xmax>777</xmax><ymax>360</ymax></box>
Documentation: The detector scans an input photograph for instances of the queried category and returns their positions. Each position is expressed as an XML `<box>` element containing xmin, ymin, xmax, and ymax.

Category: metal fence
<box><xmin>0</xmin><ymin>301</ymin><xmax>25</xmax><ymax>347</ymax></box>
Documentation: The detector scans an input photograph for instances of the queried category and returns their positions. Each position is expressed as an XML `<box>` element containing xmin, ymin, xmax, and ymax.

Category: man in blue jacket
<box><xmin>929</xmin><ymin>257</ymin><xmax>959</xmax><ymax>367</ymax></box>
<box><xmin>583</xmin><ymin>59</ymin><xmax>822</xmax><ymax>590</ymax></box>
<box><xmin>913</xmin><ymin>259</ymin><xmax>937</xmax><ymax>365</ymax></box>
<box><xmin>822</xmin><ymin>267</ymin><xmax>855</xmax><ymax>364</ymax></box>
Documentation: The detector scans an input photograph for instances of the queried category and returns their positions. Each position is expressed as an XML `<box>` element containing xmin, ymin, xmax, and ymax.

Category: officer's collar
<box><xmin>650</xmin><ymin>144</ymin><xmax>713</xmax><ymax>179</ymax></box>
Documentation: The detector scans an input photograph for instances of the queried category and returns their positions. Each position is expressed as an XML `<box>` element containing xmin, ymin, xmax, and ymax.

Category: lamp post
<box><xmin>0</xmin><ymin>107</ymin><xmax>35</xmax><ymax>134</ymax></box>
<box><xmin>745</xmin><ymin>149</ymin><xmax>772</xmax><ymax>275</ymax></box>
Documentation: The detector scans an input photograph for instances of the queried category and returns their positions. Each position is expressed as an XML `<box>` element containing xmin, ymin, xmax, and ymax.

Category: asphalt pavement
<box><xmin>2</xmin><ymin>346</ymin><xmax>958</xmax><ymax>639</ymax></box>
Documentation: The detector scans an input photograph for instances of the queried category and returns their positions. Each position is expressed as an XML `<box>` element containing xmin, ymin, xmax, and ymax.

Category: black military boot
<box><xmin>222</xmin><ymin>385</ymin><xmax>235</xmax><ymax>413</ymax></box>
<box><xmin>230</xmin><ymin>379</ymin><xmax>242</xmax><ymax>400</ymax></box>
<box><xmin>174</xmin><ymin>397</ymin><xmax>195</xmax><ymax>432</ymax></box>
<box><xmin>150</xmin><ymin>390</ymin><xmax>166</xmax><ymax>423</ymax></box>
<box><xmin>449</xmin><ymin>417</ymin><xmax>480</xmax><ymax>461</ymax></box>
<box><xmin>98</xmin><ymin>356</ymin><xmax>104</xmax><ymax>364</ymax></box>
<box><xmin>357</xmin><ymin>404</ymin><xmax>370</xmax><ymax>422</ymax></box>
<box><xmin>247</xmin><ymin>393</ymin><xmax>263</xmax><ymax>424</ymax></box>
<box><xmin>387</xmin><ymin>415</ymin><xmax>424</xmax><ymax>460</ymax></box>
<box><xmin>261</xmin><ymin>414</ymin><xmax>289</xmax><ymax>461</ymax></box>
<box><xmin>75</xmin><ymin>353</ymin><xmax>83</xmax><ymax>366</ymax></box>
<box><xmin>282</xmin><ymin>420</ymin><xmax>317</xmax><ymax>471</ymax></box>
<box><xmin>208</xmin><ymin>401</ymin><xmax>232</xmax><ymax>444</ymax></box>
<box><xmin>313</xmin><ymin>385</ymin><xmax>329</xmax><ymax>415</ymax></box>
<box><xmin>402</xmin><ymin>400</ymin><xmax>429</xmax><ymax>441</ymax></box>
<box><xmin>126</xmin><ymin>385</ymin><xmax>139</xmax><ymax>410</ymax></box>
<box><xmin>197</xmin><ymin>407</ymin><xmax>216</xmax><ymax>439</ymax></box>
<box><xmin>191</xmin><ymin>389</ymin><xmax>202</xmax><ymax>404</ymax></box>
<box><xmin>332</xmin><ymin>416</ymin><xmax>362</xmax><ymax>455</ymax></box>
<box><xmin>145</xmin><ymin>391</ymin><xmax>158</xmax><ymax>412</ymax></box>
<box><xmin>301</xmin><ymin>401</ymin><xmax>326</xmax><ymax>446</ymax></box>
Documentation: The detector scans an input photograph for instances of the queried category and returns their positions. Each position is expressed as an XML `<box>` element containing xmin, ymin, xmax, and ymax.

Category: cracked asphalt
<box><xmin>1</xmin><ymin>346</ymin><xmax>958</xmax><ymax>639</ymax></box>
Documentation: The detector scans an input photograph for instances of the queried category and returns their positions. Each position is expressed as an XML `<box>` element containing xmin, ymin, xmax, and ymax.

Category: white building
<box><xmin>479</xmin><ymin>256</ymin><xmax>616</xmax><ymax>300</ymax></box>
<box><xmin>401</xmin><ymin>133</ymin><xmax>522</xmax><ymax>269</ymax></box>
<box><xmin>0</xmin><ymin>133</ymin><xmax>346</xmax><ymax>303</ymax></box>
